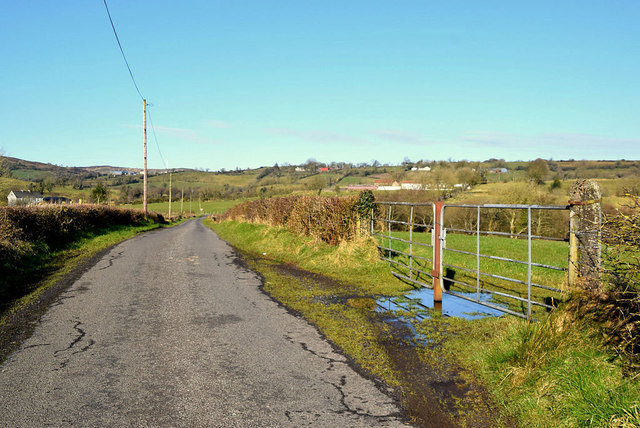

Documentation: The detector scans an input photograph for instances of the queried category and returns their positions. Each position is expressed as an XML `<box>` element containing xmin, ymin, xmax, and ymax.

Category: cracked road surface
<box><xmin>0</xmin><ymin>218</ymin><xmax>409</xmax><ymax>427</ymax></box>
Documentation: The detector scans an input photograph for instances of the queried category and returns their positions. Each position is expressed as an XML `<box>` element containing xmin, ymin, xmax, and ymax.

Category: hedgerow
<box><xmin>219</xmin><ymin>192</ymin><xmax>375</xmax><ymax>245</ymax></box>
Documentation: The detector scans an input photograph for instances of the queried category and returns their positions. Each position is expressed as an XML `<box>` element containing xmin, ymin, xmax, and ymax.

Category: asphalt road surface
<box><xmin>0</xmin><ymin>218</ymin><xmax>409</xmax><ymax>427</ymax></box>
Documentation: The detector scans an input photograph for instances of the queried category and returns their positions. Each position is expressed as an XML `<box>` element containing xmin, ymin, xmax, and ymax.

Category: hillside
<box><xmin>1</xmin><ymin>156</ymin><xmax>638</xmax><ymax>213</ymax></box>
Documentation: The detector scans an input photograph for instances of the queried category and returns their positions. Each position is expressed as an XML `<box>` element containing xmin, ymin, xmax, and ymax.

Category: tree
<box><xmin>308</xmin><ymin>175</ymin><xmax>327</xmax><ymax>195</ymax></box>
<box><xmin>91</xmin><ymin>182</ymin><xmax>109</xmax><ymax>204</ymax></box>
<box><xmin>457</xmin><ymin>167</ymin><xmax>481</xmax><ymax>188</ymax></box>
<box><xmin>526</xmin><ymin>158</ymin><xmax>549</xmax><ymax>184</ymax></box>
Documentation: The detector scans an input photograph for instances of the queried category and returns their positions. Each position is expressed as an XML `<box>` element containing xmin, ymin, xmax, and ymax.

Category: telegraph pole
<box><xmin>181</xmin><ymin>188</ymin><xmax>184</xmax><ymax>214</ymax></box>
<box><xmin>143</xmin><ymin>99</ymin><xmax>148</xmax><ymax>216</ymax></box>
<box><xmin>168</xmin><ymin>164</ymin><xmax>172</xmax><ymax>219</ymax></box>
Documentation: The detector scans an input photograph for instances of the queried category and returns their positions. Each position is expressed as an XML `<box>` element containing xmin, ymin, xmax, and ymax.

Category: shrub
<box><xmin>220</xmin><ymin>194</ymin><xmax>372</xmax><ymax>245</ymax></box>
<box><xmin>596</xmin><ymin>194</ymin><xmax>640</xmax><ymax>366</ymax></box>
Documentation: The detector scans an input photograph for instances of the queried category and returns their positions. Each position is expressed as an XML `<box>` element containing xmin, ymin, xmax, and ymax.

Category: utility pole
<box><xmin>143</xmin><ymin>99</ymin><xmax>148</xmax><ymax>216</ymax></box>
<box><xmin>168</xmin><ymin>166</ymin><xmax>172</xmax><ymax>219</ymax></box>
<box><xmin>181</xmin><ymin>188</ymin><xmax>184</xmax><ymax>214</ymax></box>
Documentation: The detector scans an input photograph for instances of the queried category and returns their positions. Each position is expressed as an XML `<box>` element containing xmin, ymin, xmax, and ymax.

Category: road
<box><xmin>0</xmin><ymin>218</ymin><xmax>408</xmax><ymax>427</ymax></box>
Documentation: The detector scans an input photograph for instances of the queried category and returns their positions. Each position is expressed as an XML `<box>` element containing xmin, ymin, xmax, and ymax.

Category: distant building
<box><xmin>7</xmin><ymin>190</ymin><xmax>44</xmax><ymax>206</ymax></box>
<box><xmin>43</xmin><ymin>196</ymin><xmax>72</xmax><ymax>204</ymax></box>
<box><xmin>400</xmin><ymin>182</ymin><xmax>423</xmax><ymax>190</ymax></box>
<box><xmin>410</xmin><ymin>166</ymin><xmax>431</xmax><ymax>172</ymax></box>
<box><xmin>489</xmin><ymin>168</ymin><xmax>508</xmax><ymax>174</ymax></box>
<box><xmin>295</xmin><ymin>167</ymin><xmax>305</xmax><ymax>172</ymax></box>
<box><xmin>343</xmin><ymin>184</ymin><xmax>377</xmax><ymax>191</ymax></box>
<box><xmin>319</xmin><ymin>167</ymin><xmax>330</xmax><ymax>172</ymax></box>
<box><xmin>111</xmin><ymin>170</ymin><xmax>127</xmax><ymax>176</ymax></box>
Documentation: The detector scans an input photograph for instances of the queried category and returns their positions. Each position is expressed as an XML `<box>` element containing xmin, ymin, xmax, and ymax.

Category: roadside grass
<box><xmin>207</xmin><ymin>218</ymin><xmax>640</xmax><ymax>427</ymax></box>
<box><xmin>417</xmin><ymin>311</ymin><xmax>640</xmax><ymax>427</ymax></box>
<box><xmin>0</xmin><ymin>221</ymin><xmax>161</xmax><ymax>324</ymax></box>
<box><xmin>207</xmin><ymin>219</ymin><xmax>411</xmax><ymax>295</ymax></box>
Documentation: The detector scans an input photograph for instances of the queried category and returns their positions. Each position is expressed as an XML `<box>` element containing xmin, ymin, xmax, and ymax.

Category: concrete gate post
<box><xmin>569</xmin><ymin>179</ymin><xmax>602</xmax><ymax>289</ymax></box>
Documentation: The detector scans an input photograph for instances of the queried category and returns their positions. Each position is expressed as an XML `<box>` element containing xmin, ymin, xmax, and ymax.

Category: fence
<box><xmin>371</xmin><ymin>200</ymin><xmax>577</xmax><ymax>320</ymax></box>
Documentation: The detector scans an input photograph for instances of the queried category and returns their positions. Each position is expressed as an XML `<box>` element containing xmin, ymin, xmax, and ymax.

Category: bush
<box><xmin>596</xmin><ymin>194</ymin><xmax>640</xmax><ymax>365</ymax></box>
<box><xmin>219</xmin><ymin>193</ymin><xmax>374</xmax><ymax>245</ymax></box>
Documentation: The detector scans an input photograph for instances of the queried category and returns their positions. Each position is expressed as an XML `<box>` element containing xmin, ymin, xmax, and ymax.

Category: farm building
<box><xmin>7</xmin><ymin>190</ymin><xmax>44</xmax><ymax>206</ymax></box>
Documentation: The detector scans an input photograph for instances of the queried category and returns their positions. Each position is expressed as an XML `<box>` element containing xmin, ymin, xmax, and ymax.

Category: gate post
<box><xmin>569</xmin><ymin>179</ymin><xmax>602</xmax><ymax>289</ymax></box>
<box><xmin>432</xmin><ymin>202</ymin><xmax>444</xmax><ymax>303</ymax></box>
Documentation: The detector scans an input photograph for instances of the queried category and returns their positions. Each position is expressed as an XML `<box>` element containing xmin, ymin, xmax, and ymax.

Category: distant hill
<box><xmin>2</xmin><ymin>157</ymin><xmax>145</xmax><ymax>181</ymax></box>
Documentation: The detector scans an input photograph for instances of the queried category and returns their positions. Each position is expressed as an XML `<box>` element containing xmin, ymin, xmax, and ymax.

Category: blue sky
<box><xmin>1</xmin><ymin>1</ymin><xmax>638</xmax><ymax>170</ymax></box>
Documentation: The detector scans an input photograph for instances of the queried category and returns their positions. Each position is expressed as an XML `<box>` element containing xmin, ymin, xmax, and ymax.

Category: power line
<box><xmin>102</xmin><ymin>0</ymin><xmax>144</xmax><ymax>100</ymax></box>
<box><xmin>146</xmin><ymin>108</ymin><xmax>167</xmax><ymax>170</ymax></box>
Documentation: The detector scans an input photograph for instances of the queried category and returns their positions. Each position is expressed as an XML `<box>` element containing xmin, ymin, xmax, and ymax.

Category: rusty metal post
<box><xmin>569</xmin><ymin>179</ymin><xmax>602</xmax><ymax>289</ymax></box>
<box><xmin>409</xmin><ymin>205</ymin><xmax>414</xmax><ymax>280</ymax></box>
<box><xmin>387</xmin><ymin>205</ymin><xmax>392</xmax><ymax>267</ymax></box>
<box><xmin>432</xmin><ymin>201</ymin><xmax>444</xmax><ymax>303</ymax></box>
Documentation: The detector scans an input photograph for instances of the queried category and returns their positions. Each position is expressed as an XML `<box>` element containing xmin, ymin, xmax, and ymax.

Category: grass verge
<box><xmin>206</xmin><ymin>218</ymin><xmax>640</xmax><ymax>427</ymax></box>
<box><xmin>208</xmin><ymin>219</ymin><xmax>412</xmax><ymax>296</ymax></box>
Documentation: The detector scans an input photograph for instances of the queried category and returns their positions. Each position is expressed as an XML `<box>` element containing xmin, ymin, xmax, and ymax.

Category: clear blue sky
<box><xmin>1</xmin><ymin>1</ymin><xmax>638</xmax><ymax>170</ymax></box>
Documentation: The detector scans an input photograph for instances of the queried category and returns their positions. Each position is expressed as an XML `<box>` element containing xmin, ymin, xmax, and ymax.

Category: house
<box><xmin>295</xmin><ymin>167</ymin><xmax>305</xmax><ymax>172</ymax></box>
<box><xmin>7</xmin><ymin>190</ymin><xmax>44</xmax><ymax>206</ymax></box>
<box><xmin>375</xmin><ymin>180</ymin><xmax>402</xmax><ymax>191</ymax></box>
<box><xmin>400</xmin><ymin>181</ymin><xmax>423</xmax><ymax>190</ymax></box>
<box><xmin>410</xmin><ymin>166</ymin><xmax>431</xmax><ymax>172</ymax></box>
<box><xmin>319</xmin><ymin>167</ymin><xmax>330</xmax><ymax>172</ymax></box>
<box><xmin>489</xmin><ymin>168</ymin><xmax>508</xmax><ymax>174</ymax></box>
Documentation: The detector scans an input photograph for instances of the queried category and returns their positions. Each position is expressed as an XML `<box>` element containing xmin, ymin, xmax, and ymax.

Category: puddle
<box><xmin>377</xmin><ymin>287</ymin><xmax>506</xmax><ymax>320</ymax></box>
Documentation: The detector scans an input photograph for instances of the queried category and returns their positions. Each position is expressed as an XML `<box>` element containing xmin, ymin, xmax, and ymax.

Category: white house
<box><xmin>7</xmin><ymin>190</ymin><xmax>44</xmax><ymax>206</ymax></box>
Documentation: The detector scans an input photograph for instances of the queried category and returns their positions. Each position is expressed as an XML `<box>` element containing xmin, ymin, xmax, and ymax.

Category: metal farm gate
<box><xmin>371</xmin><ymin>201</ymin><xmax>574</xmax><ymax>320</ymax></box>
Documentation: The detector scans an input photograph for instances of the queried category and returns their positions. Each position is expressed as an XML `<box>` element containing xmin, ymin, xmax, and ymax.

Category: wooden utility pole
<box><xmin>168</xmin><ymin>168</ymin><xmax>172</xmax><ymax>219</ymax></box>
<box><xmin>181</xmin><ymin>188</ymin><xmax>184</xmax><ymax>214</ymax></box>
<box><xmin>143</xmin><ymin>99</ymin><xmax>148</xmax><ymax>216</ymax></box>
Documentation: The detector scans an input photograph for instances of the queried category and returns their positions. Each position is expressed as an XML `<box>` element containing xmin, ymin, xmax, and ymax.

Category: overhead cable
<box><xmin>102</xmin><ymin>0</ymin><xmax>144</xmax><ymax>100</ymax></box>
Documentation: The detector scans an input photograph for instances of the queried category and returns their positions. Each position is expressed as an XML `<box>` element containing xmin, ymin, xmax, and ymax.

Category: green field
<box><xmin>126</xmin><ymin>199</ymin><xmax>246</xmax><ymax>216</ymax></box>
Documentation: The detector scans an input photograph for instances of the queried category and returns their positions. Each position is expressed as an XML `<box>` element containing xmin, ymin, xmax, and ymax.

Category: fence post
<box><xmin>432</xmin><ymin>201</ymin><xmax>444</xmax><ymax>303</ymax></box>
<box><xmin>409</xmin><ymin>205</ymin><xmax>414</xmax><ymax>280</ymax></box>
<box><xmin>370</xmin><ymin>207</ymin><xmax>374</xmax><ymax>235</ymax></box>
<box><xmin>569</xmin><ymin>179</ymin><xmax>602</xmax><ymax>289</ymax></box>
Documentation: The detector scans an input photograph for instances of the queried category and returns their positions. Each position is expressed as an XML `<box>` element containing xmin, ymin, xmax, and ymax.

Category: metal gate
<box><xmin>371</xmin><ymin>201</ymin><xmax>571</xmax><ymax>320</ymax></box>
